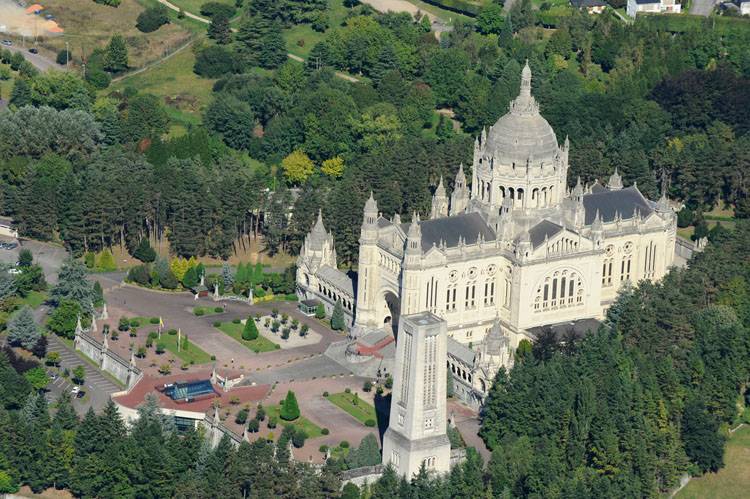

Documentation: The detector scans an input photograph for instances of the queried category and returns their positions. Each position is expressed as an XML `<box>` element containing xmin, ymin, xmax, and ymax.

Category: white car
<box><xmin>7</xmin><ymin>268</ymin><xmax>21</xmax><ymax>275</ymax></box>
<box><xmin>71</xmin><ymin>386</ymin><xmax>80</xmax><ymax>394</ymax></box>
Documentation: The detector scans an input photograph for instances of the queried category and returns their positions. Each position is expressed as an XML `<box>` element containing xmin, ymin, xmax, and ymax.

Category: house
<box><xmin>570</xmin><ymin>0</ymin><xmax>608</xmax><ymax>14</ymax></box>
<box><xmin>627</xmin><ymin>0</ymin><xmax>681</xmax><ymax>17</ymax></box>
<box><xmin>739</xmin><ymin>0</ymin><xmax>750</xmax><ymax>15</ymax></box>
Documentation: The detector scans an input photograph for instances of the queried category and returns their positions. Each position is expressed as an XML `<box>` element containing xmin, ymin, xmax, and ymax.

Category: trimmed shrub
<box><xmin>340</xmin><ymin>440</ymin><xmax>349</xmax><ymax>449</ymax></box>
<box><xmin>344</xmin><ymin>388</ymin><xmax>351</xmax><ymax>394</ymax></box>
<box><xmin>280</xmin><ymin>390</ymin><xmax>300</xmax><ymax>421</ymax></box>
<box><xmin>194</xmin><ymin>308</ymin><xmax>205</xmax><ymax>316</ymax></box>
<box><xmin>292</xmin><ymin>428</ymin><xmax>307</xmax><ymax>448</ymax></box>
<box><xmin>363</xmin><ymin>381</ymin><xmax>372</xmax><ymax>392</ymax></box>
<box><xmin>242</xmin><ymin>318</ymin><xmax>259</xmax><ymax>341</ymax></box>
<box><xmin>149</xmin><ymin>317</ymin><xmax>160</xmax><ymax>324</ymax></box>
<box><xmin>323</xmin><ymin>391</ymin><xmax>329</xmax><ymax>397</ymax></box>
<box><xmin>247</xmin><ymin>418</ymin><xmax>260</xmax><ymax>432</ymax></box>
<box><xmin>213</xmin><ymin>321</ymin><xmax>221</xmax><ymax>327</ymax></box>
<box><xmin>365</xmin><ymin>419</ymin><xmax>376</xmax><ymax>427</ymax></box>
<box><xmin>321</xmin><ymin>428</ymin><xmax>329</xmax><ymax>435</ymax></box>
<box><xmin>130</xmin><ymin>319</ymin><xmax>141</xmax><ymax>327</ymax></box>
<box><xmin>319</xmin><ymin>444</ymin><xmax>328</xmax><ymax>453</ymax></box>
<box><xmin>232</xmin><ymin>318</ymin><xmax>241</xmax><ymax>324</ymax></box>
<box><xmin>214</xmin><ymin>306</ymin><xmax>223</xmax><ymax>313</ymax></box>
<box><xmin>168</xmin><ymin>329</ymin><xmax>177</xmax><ymax>335</ymax></box>
<box><xmin>235</xmin><ymin>408</ymin><xmax>248</xmax><ymax>424</ymax></box>
<box><xmin>155</xmin><ymin>342</ymin><xmax>165</xmax><ymax>354</ymax></box>
<box><xmin>118</xmin><ymin>317</ymin><xmax>130</xmax><ymax>331</ymax></box>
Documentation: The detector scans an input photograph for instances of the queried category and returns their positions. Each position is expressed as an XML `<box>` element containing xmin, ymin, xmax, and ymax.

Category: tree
<box><xmin>47</xmin><ymin>299</ymin><xmax>81</xmax><ymax>339</ymax></box>
<box><xmin>104</xmin><ymin>35</ymin><xmax>128</xmax><ymax>73</ymax></box>
<box><xmin>32</xmin><ymin>335</ymin><xmax>47</xmax><ymax>359</ymax></box>
<box><xmin>280</xmin><ymin>390</ymin><xmax>300</xmax><ymax>421</ymax></box>
<box><xmin>182</xmin><ymin>266</ymin><xmax>199</xmax><ymax>288</ymax></box>
<box><xmin>133</xmin><ymin>239</ymin><xmax>156</xmax><ymax>263</ymax></box>
<box><xmin>315</xmin><ymin>303</ymin><xmax>326</xmax><ymax>319</ymax></box>
<box><xmin>46</xmin><ymin>351</ymin><xmax>61</xmax><ymax>366</ymax></box>
<box><xmin>331</xmin><ymin>300</ymin><xmax>345</xmax><ymax>330</ymax></box>
<box><xmin>24</xmin><ymin>367</ymin><xmax>48</xmax><ymax>391</ymax></box>
<box><xmin>476</xmin><ymin>4</ymin><xmax>505</xmax><ymax>35</ymax></box>
<box><xmin>321</xmin><ymin>156</ymin><xmax>345</xmax><ymax>178</ymax></box>
<box><xmin>281</xmin><ymin>150</ymin><xmax>315</xmax><ymax>184</ymax></box>
<box><xmin>136</xmin><ymin>5</ymin><xmax>170</xmax><ymax>33</ymax></box>
<box><xmin>18</xmin><ymin>249</ymin><xmax>33</xmax><ymax>267</ymax></box>
<box><xmin>49</xmin><ymin>260</ymin><xmax>95</xmax><ymax>315</ymax></box>
<box><xmin>208</xmin><ymin>12</ymin><xmax>232</xmax><ymax>44</ymax></box>
<box><xmin>96</xmin><ymin>250</ymin><xmax>116</xmax><ymax>271</ymax></box>
<box><xmin>123</xmin><ymin>94</ymin><xmax>169</xmax><ymax>141</ymax></box>
<box><xmin>258</xmin><ymin>23</ymin><xmax>287</xmax><ymax>69</ymax></box>
<box><xmin>8</xmin><ymin>307</ymin><xmax>41</xmax><ymax>350</ymax></box>
<box><xmin>221</xmin><ymin>262</ymin><xmax>233</xmax><ymax>290</ymax></box>
<box><xmin>204</xmin><ymin>93</ymin><xmax>255</xmax><ymax>149</ymax></box>
<box><xmin>242</xmin><ymin>318</ymin><xmax>259</xmax><ymax>340</ymax></box>
<box><xmin>72</xmin><ymin>365</ymin><xmax>85</xmax><ymax>385</ymax></box>
<box><xmin>682</xmin><ymin>398</ymin><xmax>725</xmax><ymax>473</ymax></box>
<box><xmin>56</xmin><ymin>48</ymin><xmax>72</xmax><ymax>65</ymax></box>
<box><xmin>194</xmin><ymin>45</ymin><xmax>236</xmax><ymax>78</ymax></box>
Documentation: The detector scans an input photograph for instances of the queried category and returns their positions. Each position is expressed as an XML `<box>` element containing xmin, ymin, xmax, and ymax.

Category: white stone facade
<box><xmin>382</xmin><ymin>313</ymin><xmax>451</xmax><ymax>478</ymax></box>
<box><xmin>627</xmin><ymin>0</ymin><xmax>682</xmax><ymax>17</ymax></box>
<box><xmin>298</xmin><ymin>63</ymin><xmax>677</xmax><ymax>408</ymax></box>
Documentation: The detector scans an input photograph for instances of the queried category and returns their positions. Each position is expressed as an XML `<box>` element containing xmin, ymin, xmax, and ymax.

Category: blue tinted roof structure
<box><xmin>163</xmin><ymin>379</ymin><xmax>216</xmax><ymax>401</ymax></box>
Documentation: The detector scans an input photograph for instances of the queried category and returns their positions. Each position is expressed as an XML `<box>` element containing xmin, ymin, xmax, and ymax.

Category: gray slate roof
<box><xmin>317</xmin><ymin>265</ymin><xmax>354</xmax><ymax>296</ymax></box>
<box><xmin>402</xmin><ymin>212</ymin><xmax>496</xmax><ymax>252</ymax></box>
<box><xmin>528</xmin><ymin>220</ymin><xmax>563</xmax><ymax>247</ymax></box>
<box><xmin>448</xmin><ymin>337</ymin><xmax>476</xmax><ymax>365</ymax></box>
<box><xmin>583</xmin><ymin>186</ymin><xmax>653</xmax><ymax>225</ymax></box>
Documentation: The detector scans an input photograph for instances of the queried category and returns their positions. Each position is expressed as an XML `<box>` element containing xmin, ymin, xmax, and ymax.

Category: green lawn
<box><xmin>325</xmin><ymin>391</ymin><xmax>377</xmax><ymax>425</ymax></box>
<box><xmin>109</xmin><ymin>44</ymin><xmax>216</xmax><ymax>130</ymax></box>
<box><xmin>159</xmin><ymin>330</ymin><xmax>213</xmax><ymax>364</ymax></box>
<box><xmin>676</xmin><ymin>425</ymin><xmax>750</xmax><ymax>499</ymax></box>
<box><xmin>282</xmin><ymin>0</ymin><xmax>349</xmax><ymax>59</ymax></box>
<box><xmin>20</xmin><ymin>291</ymin><xmax>48</xmax><ymax>309</ymax></box>
<box><xmin>167</xmin><ymin>0</ymin><xmax>234</xmax><ymax>16</ymax></box>
<box><xmin>216</xmin><ymin>322</ymin><xmax>279</xmax><ymax>353</ymax></box>
<box><xmin>266</xmin><ymin>404</ymin><xmax>324</xmax><ymax>438</ymax></box>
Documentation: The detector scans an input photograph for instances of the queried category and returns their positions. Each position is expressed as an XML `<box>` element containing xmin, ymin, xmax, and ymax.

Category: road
<box><xmin>689</xmin><ymin>0</ymin><xmax>716</xmax><ymax>16</ymax></box>
<box><xmin>3</xmin><ymin>44</ymin><xmax>67</xmax><ymax>72</ymax></box>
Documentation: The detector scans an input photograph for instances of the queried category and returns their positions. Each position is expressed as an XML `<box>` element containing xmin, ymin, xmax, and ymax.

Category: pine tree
<box><xmin>331</xmin><ymin>300</ymin><xmax>345</xmax><ymax>331</ymax></box>
<box><xmin>182</xmin><ymin>266</ymin><xmax>198</xmax><ymax>288</ymax></box>
<box><xmin>133</xmin><ymin>239</ymin><xmax>156</xmax><ymax>263</ymax></box>
<box><xmin>280</xmin><ymin>390</ymin><xmax>300</xmax><ymax>421</ymax></box>
<box><xmin>8</xmin><ymin>307</ymin><xmax>40</xmax><ymax>350</ymax></box>
<box><xmin>10</xmin><ymin>78</ymin><xmax>31</xmax><ymax>107</ymax></box>
<box><xmin>371</xmin><ymin>45</ymin><xmax>398</xmax><ymax>86</ymax></box>
<box><xmin>104</xmin><ymin>34</ymin><xmax>128</xmax><ymax>73</ymax></box>
<box><xmin>242</xmin><ymin>317</ymin><xmax>259</xmax><ymax>340</ymax></box>
<box><xmin>221</xmin><ymin>262</ymin><xmax>233</xmax><ymax>290</ymax></box>
<box><xmin>259</xmin><ymin>23</ymin><xmax>287</xmax><ymax>69</ymax></box>
<box><xmin>53</xmin><ymin>392</ymin><xmax>79</xmax><ymax>431</ymax></box>
<box><xmin>50</xmin><ymin>260</ymin><xmax>96</xmax><ymax>315</ymax></box>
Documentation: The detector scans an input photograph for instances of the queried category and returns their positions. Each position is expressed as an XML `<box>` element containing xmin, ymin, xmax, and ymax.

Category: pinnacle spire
<box><xmin>608</xmin><ymin>168</ymin><xmax>623</xmax><ymax>191</ymax></box>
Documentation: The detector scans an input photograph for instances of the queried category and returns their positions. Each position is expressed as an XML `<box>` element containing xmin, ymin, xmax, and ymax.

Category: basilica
<box><xmin>297</xmin><ymin>63</ymin><xmax>677</xmax><ymax>408</ymax></box>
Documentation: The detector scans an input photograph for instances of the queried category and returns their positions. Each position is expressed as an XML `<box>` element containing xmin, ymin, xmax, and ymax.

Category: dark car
<box><xmin>75</xmin><ymin>390</ymin><xmax>86</xmax><ymax>399</ymax></box>
<box><xmin>29</xmin><ymin>47</ymin><xmax>38</xmax><ymax>54</ymax></box>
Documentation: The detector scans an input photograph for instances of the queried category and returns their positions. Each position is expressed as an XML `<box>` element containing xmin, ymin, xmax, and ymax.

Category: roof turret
<box><xmin>483</xmin><ymin>318</ymin><xmax>510</xmax><ymax>357</ymax></box>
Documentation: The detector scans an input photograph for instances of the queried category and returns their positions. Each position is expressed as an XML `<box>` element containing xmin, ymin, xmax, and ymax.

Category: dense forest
<box><xmin>1</xmin><ymin>3</ymin><xmax>749</xmax><ymax>263</ymax></box>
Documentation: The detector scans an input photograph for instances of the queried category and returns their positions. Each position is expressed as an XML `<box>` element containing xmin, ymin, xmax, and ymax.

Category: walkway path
<box><xmin>689</xmin><ymin>0</ymin><xmax>716</xmax><ymax>16</ymax></box>
<box><xmin>3</xmin><ymin>44</ymin><xmax>66</xmax><ymax>72</ymax></box>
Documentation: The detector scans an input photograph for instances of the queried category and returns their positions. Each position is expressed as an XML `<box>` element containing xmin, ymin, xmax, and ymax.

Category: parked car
<box><xmin>7</xmin><ymin>268</ymin><xmax>21</xmax><ymax>275</ymax></box>
<box><xmin>48</xmin><ymin>372</ymin><xmax>58</xmax><ymax>381</ymax></box>
<box><xmin>76</xmin><ymin>390</ymin><xmax>86</xmax><ymax>399</ymax></box>
<box><xmin>1</xmin><ymin>40</ymin><xmax>12</xmax><ymax>46</ymax></box>
<box><xmin>71</xmin><ymin>386</ymin><xmax>80</xmax><ymax>394</ymax></box>
<box><xmin>45</xmin><ymin>14</ymin><xmax>54</xmax><ymax>20</ymax></box>
<box><xmin>4</xmin><ymin>242</ymin><xmax>17</xmax><ymax>249</ymax></box>
<box><xmin>29</xmin><ymin>47</ymin><xmax>38</xmax><ymax>54</ymax></box>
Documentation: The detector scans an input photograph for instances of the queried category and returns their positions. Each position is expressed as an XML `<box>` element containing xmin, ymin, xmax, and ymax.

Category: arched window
<box><xmin>535</xmin><ymin>269</ymin><xmax>584</xmax><ymax>312</ymax></box>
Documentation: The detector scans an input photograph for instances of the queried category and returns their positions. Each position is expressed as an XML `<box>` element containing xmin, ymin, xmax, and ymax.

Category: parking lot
<box><xmin>0</xmin><ymin>237</ymin><xmax>68</xmax><ymax>283</ymax></box>
<box><xmin>45</xmin><ymin>334</ymin><xmax>123</xmax><ymax>414</ymax></box>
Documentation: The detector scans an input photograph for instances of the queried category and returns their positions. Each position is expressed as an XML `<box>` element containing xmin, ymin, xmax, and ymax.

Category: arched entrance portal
<box><xmin>383</xmin><ymin>291</ymin><xmax>400</xmax><ymax>337</ymax></box>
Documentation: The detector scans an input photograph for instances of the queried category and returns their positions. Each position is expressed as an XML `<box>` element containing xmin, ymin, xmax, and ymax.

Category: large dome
<box><xmin>482</xmin><ymin>63</ymin><xmax>559</xmax><ymax>167</ymax></box>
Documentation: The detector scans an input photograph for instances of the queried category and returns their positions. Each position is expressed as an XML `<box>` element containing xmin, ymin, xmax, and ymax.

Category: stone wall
<box><xmin>340</xmin><ymin>465</ymin><xmax>384</xmax><ymax>488</ymax></box>
<box><xmin>74</xmin><ymin>329</ymin><xmax>140</xmax><ymax>387</ymax></box>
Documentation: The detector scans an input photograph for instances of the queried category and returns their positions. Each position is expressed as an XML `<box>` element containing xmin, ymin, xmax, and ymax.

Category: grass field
<box><xmin>216</xmin><ymin>322</ymin><xmax>279</xmax><ymax>353</ymax></box>
<box><xmin>266</xmin><ymin>404</ymin><xmax>324</xmax><ymax>438</ymax></box>
<box><xmin>0</xmin><ymin>63</ymin><xmax>15</xmax><ymax>102</ymax></box>
<box><xmin>159</xmin><ymin>330</ymin><xmax>213</xmax><ymax>364</ymax></box>
<box><xmin>168</xmin><ymin>0</ymin><xmax>234</xmax><ymax>16</ymax></box>
<box><xmin>676</xmin><ymin>425</ymin><xmax>750</xmax><ymax>499</ymax></box>
<box><xmin>38</xmin><ymin>0</ymin><xmax>195</xmax><ymax>69</ymax></box>
<box><xmin>110</xmin><ymin>44</ymin><xmax>216</xmax><ymax>130</ymax></box>
<box><xmin>325</xmin><ymin>391</ymin><xmax>377</xmax><ymax>425</ymax></box>
<box><xmin>282</xmin><ymin>0</ymin><xmax>349</xmax><ymax>59</ymax></box>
